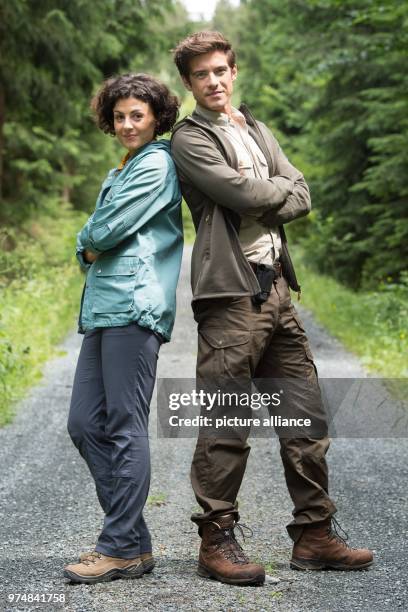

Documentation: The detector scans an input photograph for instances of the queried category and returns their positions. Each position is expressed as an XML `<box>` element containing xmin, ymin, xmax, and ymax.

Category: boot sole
<box><xmin>290</xmin><ymin>557</ymin><xmax>374</xmax><ymax>571</ymax></box>
<box><xmin>197</xmin><ymin>564</ymin><xmax>265</xmax><ymax>586</ymax></box>
<box><xmin>64</xmin><ymin>563</ymin><xmax>144</xmax><ymax>584</ymax></box>
<box><xmin>77</xmin><ymin>556</ymin><xmax>155</xmax><ymax>574</ymax></box>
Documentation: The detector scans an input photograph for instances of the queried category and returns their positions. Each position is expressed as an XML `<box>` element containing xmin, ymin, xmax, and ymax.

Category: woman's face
<box><xmin>113</xmin><ymin>97</ymin><xmax>156</xmax><ymax>153</ymax></box>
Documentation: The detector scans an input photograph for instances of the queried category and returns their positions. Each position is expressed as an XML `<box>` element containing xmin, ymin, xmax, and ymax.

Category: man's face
<box><xmin>183</xmin><ymin>50</ymin><xmax>237</xmax><ymax>114</ymax></box>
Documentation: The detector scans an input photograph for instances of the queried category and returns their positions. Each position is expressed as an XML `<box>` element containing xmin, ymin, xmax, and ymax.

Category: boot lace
<box><xmin>81</xmin><ymin>551</ymin><xmax>102</xmax><ymax>566</ymax></box>
<box><xmin>328</xmin><ymin>517</ymin><xmax>351</xmax><ymax>548</ymax></box>
<box><xmin>210</xmin><ymin>521</ymin><xmax>254</xmax><ymax>564</ymax></box>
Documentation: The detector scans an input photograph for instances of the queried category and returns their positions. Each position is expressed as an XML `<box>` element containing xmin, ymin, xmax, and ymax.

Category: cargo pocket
<box><xmin>92</xmin><ymin>259</ymin><xmax>138</xmax><ymax>314</ymax></box>
<box><xmin>197</xmin><ymin>328</ymin><xmax>251</xmax><ymax>380</ymax></box>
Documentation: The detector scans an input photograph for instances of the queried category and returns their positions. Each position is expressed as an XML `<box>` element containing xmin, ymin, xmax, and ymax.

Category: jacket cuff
<box><xmin>76</xmin><ymin>247</ymin><xmax>91</xmax><ymax>271</ymax></box>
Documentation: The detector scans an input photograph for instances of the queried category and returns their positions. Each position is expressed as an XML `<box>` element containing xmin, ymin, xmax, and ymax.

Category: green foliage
<box><xmin>211</xmin><ymin>0</ymin><xmax>242</xmax><ymax>47</ymax></box>
<box><xmin>182</xmin><ymin>200</ymin><xmax>195</xmax><ymax>244</ymax></box>
<box><xmin>0</xmin><ymin>0</ymin><xmax>179</xmax><ymax>216</ymax></box>
<box><xmin>1</xmin><ymin>122</ymin><xmax>118</xmax><ymax>222</ymax></box>
<box><xmin>136</xmin><ymin>1</ymin><xmax>195</xmax><ymax>99</ymax></box>
<box><xmin>238</xmin><ymin>0</ymin><xmax>408</xmax><ymax>289</ymax></box>
<box><xmin>0</xmin><ymin>205</ymin><xmax>86</xmax><ymax>425</ymax></box>
<box><xmin>292</xmin><ymin>249</ymin><xmax>407</xmax><ymax>377</ymax></box>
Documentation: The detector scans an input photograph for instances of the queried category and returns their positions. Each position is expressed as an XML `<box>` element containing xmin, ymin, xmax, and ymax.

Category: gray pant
<box><xmin>67</xmin><ymin>324</ymin><xmax>161</xmax><ymax>559</ymax></box>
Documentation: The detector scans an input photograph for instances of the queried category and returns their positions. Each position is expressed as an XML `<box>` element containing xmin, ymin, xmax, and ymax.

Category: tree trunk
<box><xmin>62</xmin><ymin>183</ymin><xmax>71</xmax><ymax>203</ymax></box>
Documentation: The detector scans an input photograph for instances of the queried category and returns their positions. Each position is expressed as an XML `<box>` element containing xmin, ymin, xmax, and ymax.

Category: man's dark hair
<box><xmin>173</xmin><ymin>31</ymin><xmax>236</xmax><ymax>81</ymax></box>
<box><xmin>91</xmin><ymin>73</ymin><xmax>179</xmax><ymax>136</ymax></box>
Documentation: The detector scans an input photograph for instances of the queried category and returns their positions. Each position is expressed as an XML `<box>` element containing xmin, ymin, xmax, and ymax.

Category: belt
<box><xmin>248</xmin><ymin>259</ymin><xmax>282</xmax><ymax>277</ymax></box>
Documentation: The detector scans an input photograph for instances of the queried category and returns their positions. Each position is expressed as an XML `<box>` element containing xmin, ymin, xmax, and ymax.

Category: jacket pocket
<box><xmin>102</xmin><ymin>180</ymin><xmax>125</xmax><ymax>205</ymax></box>
<box><xmin>92</xmin><ymin>259</ymin><xmax>138</xmax><ymax>314</ymax></box>
<box><xmin>198</xmin><ymin>328</ymin><xmax>251</xmax><ymax>380</ymax></box>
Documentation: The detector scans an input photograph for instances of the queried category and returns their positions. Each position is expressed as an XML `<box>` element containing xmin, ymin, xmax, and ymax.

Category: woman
<box><xmin>64</xmin><ymin>74</ymin><xmax>183</xmax><ymax>584</ymax></box>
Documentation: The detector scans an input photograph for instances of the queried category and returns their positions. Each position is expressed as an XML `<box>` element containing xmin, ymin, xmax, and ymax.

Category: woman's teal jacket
<box><xmin>76</xmin><ymin>139</ymin><xmax>183</xmax><ymax>342</ymax></box>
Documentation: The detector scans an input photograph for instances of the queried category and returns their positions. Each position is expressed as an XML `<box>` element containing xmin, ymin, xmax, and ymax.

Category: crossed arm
<box><xmin>171</xmin><ymin>125</ymin><xmax>310</xmax><ymax>225</ymax></box>
<box><xmin>76</xmin><ymin>150</ymin><xmax>173</xmax><ymax>270</ymax></box>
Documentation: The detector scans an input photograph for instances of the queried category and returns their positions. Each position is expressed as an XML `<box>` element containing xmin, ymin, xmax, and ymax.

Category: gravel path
<box><xmin>0</xmin><ymin>247</ymin><xmax>407</xmax><ymax>612</ymax></box>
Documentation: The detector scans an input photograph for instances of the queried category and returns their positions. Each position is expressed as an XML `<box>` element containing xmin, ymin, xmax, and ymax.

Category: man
<box><xmin>171</xmin><ymin>31</ymin><xmax>373</xmax><ymax>586</ymax></box>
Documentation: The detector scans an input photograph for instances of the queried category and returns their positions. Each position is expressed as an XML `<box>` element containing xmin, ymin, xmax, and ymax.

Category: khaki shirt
<box><xmin>195</xmin><ymin>104</ymin><xmax>281</xmax><ymax>264</ymax></box>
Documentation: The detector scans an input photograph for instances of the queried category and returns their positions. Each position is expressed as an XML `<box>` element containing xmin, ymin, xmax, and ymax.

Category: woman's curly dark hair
<box><xmin>91</xmin><ymin>73</ymin><xmax>179</xmax><ymax>137</ymax></box>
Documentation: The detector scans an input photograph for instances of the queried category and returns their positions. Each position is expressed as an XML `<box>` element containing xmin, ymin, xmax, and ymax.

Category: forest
<box><xmin>0</xmin><ymin>0</ymin><xmax>406</xmax><ymax>421</ymax></box>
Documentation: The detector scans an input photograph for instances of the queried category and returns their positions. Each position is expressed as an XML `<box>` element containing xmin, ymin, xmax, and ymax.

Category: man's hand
<box><xmin>84</xmin><ymin>249</ymin><xmax>99</xmax><ymax>263</ymax></box>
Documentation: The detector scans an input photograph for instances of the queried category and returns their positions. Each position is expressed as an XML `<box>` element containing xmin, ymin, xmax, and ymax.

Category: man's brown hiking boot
<box><xmin>79</xmin><ymin>550</ymin><xmax>155</xmax><ymax>573</ymax></box>
<box><xmin>197</xmin><ymin>514</ymin><xmax>265</xmax><ymax>586</ymax></box>
<box><xmin>64</xmin><ymin>552</ymin><xmax>144</xmax><ymax>584</ymax></box>
<box><xmin>291</xmin><ymin>518</ymin><xmax>374</xmax><ymax>571</ymax></box>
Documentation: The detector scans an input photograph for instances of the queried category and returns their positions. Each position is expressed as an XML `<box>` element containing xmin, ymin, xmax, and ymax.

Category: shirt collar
<box><xmin>195</xmin><ymin>104</ymin><xmax>247</xmax><ymax>129</ymax></box>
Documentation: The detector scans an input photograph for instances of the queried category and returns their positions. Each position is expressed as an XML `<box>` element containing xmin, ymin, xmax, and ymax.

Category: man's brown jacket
<box><xmin>171</xmin><ymin>104</ymin><xmax>310</xmax><ymax>300</ymax></box>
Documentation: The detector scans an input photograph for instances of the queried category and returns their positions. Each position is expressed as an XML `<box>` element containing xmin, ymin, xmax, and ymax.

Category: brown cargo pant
<box><xmin>190</xmin><ymin>274</ymin><xmax>337</xmax><ymax>542</ymax></box>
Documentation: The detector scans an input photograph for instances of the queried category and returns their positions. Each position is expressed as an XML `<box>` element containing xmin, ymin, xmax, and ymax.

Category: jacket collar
<box><xmin>173</xmin><ymin>111</ymin><xmax>239</xmax><ymax>171</ymax></box>
<box><xmin>172</xmin><ymin>103</ymin><xmax>273</xmax><ymax>177</ymax></box>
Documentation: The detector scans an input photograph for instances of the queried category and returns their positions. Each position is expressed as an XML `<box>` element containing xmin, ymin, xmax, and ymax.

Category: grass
<box><xmin>264</xmin><ymin>561</ymin><xmax>278</xmax><ymax>574</ymax></box>
<box><xmin>147</xmin><ymin>493</ymin><xmax>167</xmax><ymax>507</ymax></box>
<box><xmin>291</xmin><ymin>248</ymin><xmax>407</xmax><ymax>377</ymax></box>
<box><xmin>0</xmin><ymin>205</ymin><xmax>87</xmax><ymax>426</ymax></box>
<box><xmin>182</xmin><ymin>200</ymin><xmax>195</xmax><ymax>243</ymax></box>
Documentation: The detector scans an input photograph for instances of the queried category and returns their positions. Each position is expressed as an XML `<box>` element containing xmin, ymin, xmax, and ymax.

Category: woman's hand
<box><xmin>84</xmin><ymin>249</ymin><xmax>99</xmax><ymax>263</ymax></box>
